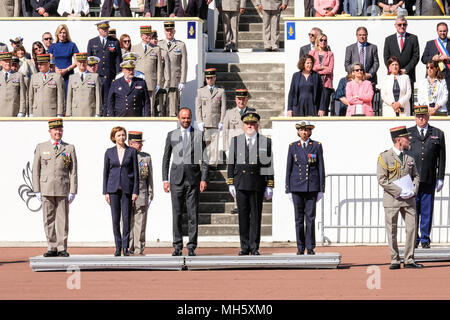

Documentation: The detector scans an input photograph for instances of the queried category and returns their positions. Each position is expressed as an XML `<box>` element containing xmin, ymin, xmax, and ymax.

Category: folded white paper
<box><xmin>393</xmin><ymin>175</ymin><xmax>414</xmax><ymax>192</ymax></box>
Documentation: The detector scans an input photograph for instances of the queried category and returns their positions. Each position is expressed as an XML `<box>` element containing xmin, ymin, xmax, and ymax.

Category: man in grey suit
<box><xmin>257</xmin><ymin>0</ymin><xmax>288</xmax><ymax>52</ymax></box>
<box><xmin>299</xmin><ymin>27</ymin><xmax>322</xmax><ymax>59</ymax></box>
<box><xmin>216</xmin><ymin>0</ymin><xmax>246</xmax><ymax>52</ymax></box>
<box><xmin>33</xmin><ymin>118</ymin><xmax>78</xmax><ymax>258</ymax></box>
<box><xmin>377</xmin><ymin>126</ymin><xmax>422</xmax><ymax>270</ymax></box>
<box><xmin>344</xmin><ymin>26</ymin><xmax>379</xmax><ymax>85</ymax></box>
<box><xmin>0</xmin><ymin>52</ymin><xmax>26</xmax><ymax>117</ymax></box>
<box><xmin>343</xmin><ymin>0</ymin><xmax>375</xmax><ymax>16</ymax></box>
<box><xmin>162</xmin><ymin>107</ymin><xmax>209</xmax><ymax>257</ymax></box>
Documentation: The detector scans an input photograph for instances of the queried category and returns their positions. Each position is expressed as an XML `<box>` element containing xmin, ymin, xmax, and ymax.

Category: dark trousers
<box><xmin>415</xmin><ymin>182</ymin><xmax>435</xmax><ymax>245</ymax></box>
<box><xmin>322</xmin><ymin>87</ymin><xmax>333</xmax><ymax>115</ymax></box>
<box><xmin>109</xmin><ymin>189</ymin><xmax>133</xmax><ymax>250</ymax></box>
<box><xmin>171</xmin><ymin>179</ymin><xmax>200</xmax><ymax>250</ymax></box>
<box><xmin>409</xmin><ymin>80</ymin><xmax>415</xmax><ymax>115</ymax></box>
<box><xmin>304</xmin><ymin>0</ymin><xmax>314</xmax><ymax>16</ymax></box>
<box><xmin>155</xmin><ymin>6</ymin><xmax>168</xmax><ymax>17</ymax></box>
<box><xmin>236</xmin><ymin>189</ymin><xmax>264</xmax><ymax>253</ymax></box>
<box><xmin>100</xmin><ymin>75</ymin><xmax>112</xmax><ymax>116</ymax></box>
<box><xmin>292</xmin><ymin>191</ymin><xmax>318</xmax><ymax>251</ymax></box>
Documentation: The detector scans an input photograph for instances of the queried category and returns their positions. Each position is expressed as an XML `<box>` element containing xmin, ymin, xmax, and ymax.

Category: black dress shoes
<box><xmin>123</xmin><ymin>249</ymin><xmax>130</xmax><ymax>256</ymax></box>
<box><xmin>43</xmin><ymin>250</ymin><xmax>58</xmax><ymax>257</ymax></box>
<box><xmin>297</xmin><ymin>250</ymin><xmax>305</xmax><ymax>255</ymax></box>
<box><xmin>421</xmin><ymin>242</ymin><xmax>431</xmax><ymax>249</ymax></box>
<box><xmin>114</xmin><ymin>249</ymin><xmax>121</xmax><ymax>256</ymax></box>
<box><xmin>307</xmin><ymin>249</ymin><xmax>315</xmax><ymax>255</ymax></box>
<box><xmin>238</xmin><ymin>250</ymin><xmax>249</xmax><ymax>256</ymax></box>
<box><xmin>188</xmin><ymin>249</ymin><xmax>196</xmax><ymax>256</ymax></box>
<box><xmin>404</xmin><ymin>262</ymin><xmax>424</xmax><ymax>269</ymax></box>
<box><xmin>389</xmin><ymin>263</ymin><xmax>401</xmax><ymax>270</ymax></box>
<box><xmin>58</xmin><ymin>250</ymin><xmax>70</xmax><ymax>257</ymax></box>
<box><xmin>251</xmin><ymin>250</ymin><xmax>260</xmax><ymax>256</ymax></box>
<box><xmin>172</xmin><ymin>249</ymin><xmax>182</xmax><ymax>256</ymax></box>
<box><xmin>230</xmin><ymin>208</ymin><xmax>238</xmax><ymax>214</ymax></box>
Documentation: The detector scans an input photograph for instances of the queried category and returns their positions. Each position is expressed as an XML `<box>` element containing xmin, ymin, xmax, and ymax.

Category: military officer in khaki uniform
<box><xmin>256</xmin><ymin>0</ymin><xmax>289</xmax><ymax>51</ymax></box>
<box><xmin>158</xmin><ymin>21</ymin><xmax>187</xmax><ymax>117</ymax></box>
<box><xmin>0</xmin><ymin>52</ymin><xmax>27</xmax><ymax>117</ymax></box>
<box><xmin>32</xmin><ymin>118</ymin><xmax>78</xmax><ymax>257</ymax></box>
<box><xmin>151</xmin><ymin>31</ymin><xmax>169</xmax><ymax>116</ymax></box>
<box><xmin>132</xmin><ymin>26</ymin><xmax>168</xmax><ymax>116</ymax></box>
<box><xmin>87</xmin><ymin>56</ymin><xmax>100</xmax><ymax>74</ymax></box>
<box><xmin>66</xmin><ymin>52</ymin><xmax>102</xmax><ymax>117</ymax></box>
<box><xmin>195</xmin><ymin>68</ymin><xmax>226</xmax><ymax>166</ymax></box>
<box><xmin>128</xmin><ymin>131</ymin><xmax>154</xmax><ymax>255</ymax></box>
<box><xmin>217</xmin><ymin>0</ymin><xmax>246</xmax><ymax>52</ymax></box>
<box><xmin>377</xmin><ymin>126</ymin><xmax>423</xmax><ymax>270</ymax></box>
<box><xmin>28</xmin><ymin>54</ymin><xmax>65</xmax><ymax>117</ymax></box>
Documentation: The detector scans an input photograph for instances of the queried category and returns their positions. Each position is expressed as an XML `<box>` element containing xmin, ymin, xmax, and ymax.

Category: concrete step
<box><xmin>216</xmin><ymin>40</ymin><xmax>285</xmax><ymax>49</ymax></box>
<box><xmin>215</xmin><ymin>80</ymin><xmax>284</xmax><ymax>91</ymax></box>
<box><xmin>196</xmin><ymin>224</ymin><xmax>272</xmax><ymax>236</ymax></box>
<box><xmin>216</xmin><ymin>30</ymin><xmax>286</xmax><ymax>41</ymax></box>
<box><xmin>200</xmin><ymin>191</ymin><xmax>235</xmax><ymax>202</ymax></box>
<box><xmin>207</xmin><ymin>63</ymin><xmax>284</xmax><ymax>73</ymax></box>
<box><xmin>216</xmin><ymin>72</ymin><xmax>284</xmax><ymax>82</ymax></box>
<box><xmin>208</xmin><ymin>169</ymin><xmax>228</xmax><ymax>180</ymax></box>
<box><xmin>199</xmin><ymin>201</ymin><xmax>272</xmax><ymax>213</ymax></box>
<box><xmin>197</xmin><ymin>213</ymin><xmax>272</xmax><ymax>225</ymax></box>
<box><xmin>207</xmin><ymin>181</ymin><xmax>230</xmax><ymax>191</ymax></box>
<box><xmin>223</xmin><ymin>90</ymin><xmax>284</xmax><ymax>101</ymax></box>
<box><xmin>236</xmin><ymin>23</ymin><xmax>286</xmax><ymax>32</ymax></box>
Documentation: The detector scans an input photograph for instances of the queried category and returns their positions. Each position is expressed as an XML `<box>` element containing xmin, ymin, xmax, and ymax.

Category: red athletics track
<box><xmin>0</xmin><ymin>246</ymin><xmax>450</xmax><ymax>300</ymax></box>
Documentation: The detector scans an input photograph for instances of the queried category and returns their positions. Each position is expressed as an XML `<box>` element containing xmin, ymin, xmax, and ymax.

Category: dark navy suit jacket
<box><xmin>107</xmin><ymin>76</ymin><xmax>150</xmax><ymax>117</ymax></box>
<box><xmin>285</xmin><ymin>139</ymin><xmax>325</xmax><ymax>193</ymax></box>
<box><xmin>101</xmin><ymin>0</ymin><xmax>132</xmax><ymax>17</ymax></box>
<box><xmin>173</xmin><ymin>0</ymin><xmax>200</xmax><ymax>16</ymax></box>
<box><xmin>103</xmin><ymin>145</ymin><xmax>139</xmax><ymax>195</ymax></box>
<box><xmin>287</xmin><ymin>71</ymin><xmax>323</xmax><ymax>114</ymax></box>
<box><xmin>87</xmin><ymin>36</ymin><xmax>122</xmax><ymax>78</ymax></box>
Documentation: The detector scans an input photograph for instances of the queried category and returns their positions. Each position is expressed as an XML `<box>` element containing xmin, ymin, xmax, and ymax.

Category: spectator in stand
<box><xmin>0</xmin><ymin>0</ymin><xmax>21</xmax><ymax>16</ymax></box>
<box><xmin>30</xmin><ymin>0</ymin><xmax>59</xmax><ymax>16</ymax></box>
<box><xmin>10</xmin><ymin>37</ymin><xmax>31</xmax><ymax>59</ymax></box>
<box><xmin>304</xmin><ymin>0</ymin><xmax>314</xmax><ymax>16</ymax></box>
<box><xmin>31</xmin><ymin>41</ymin><xmax>46</xmax><ymax>71</ymax></box>
<box><xmin>314</xmin><ymin>0</ymin><xmax>339</xmax><ymax>16</ymax></box>
<box><xmin>287</xmin><ymin>54</ymin><xmax>324</xmax><ymax>116</ymax></box>
<box><xmin>13</xmin><ymin>44</ymin><xmax>36</xmax><ymax>80</ymax></box>
<box><xmin>171</xmin><ymin>0</ymin><xmax>199</xmax><ymax>16</ymax></box>
<box><xmin>345</xmin><ymin>62</ymin><xmax>374</xmax><ymax>116</ymax></box>
<box><xmin>377</xmin><ymin>0</ymin><xmax>403</xmax><ymax>15</ymax></box>
<box><xmin>22</xmin><ymin>0</ymin><xmax>34</xmax><ymax>16</ymax></box>
<box><xmin>299</xmin><ymin>28</ymin><xmax>323</xmax><ymax>59</ymax></box>
<box><xmin>101</xmin><ymin>0</ymin><xmax>132</xmax><ymax>17</ymax></box>
<box><xmin>144</xmin><ymin>0</ymin><xmax>175</xmax><ymax>17</ymax></box>
<box><xmin>416</xmin><ymin>1</ymin><xmax>449</xmax><ymax>15</ymax></box>
<box><xmin>417</xmin><ymin>60</ymin><xmax>448</xmax><ymax>116</ymax></box>
<box><xmin>87</xmin><ymin>0</ymin><xmax>102</xmax><ymax>16</ymax></box>
<box><xmin>343</xmin><ymin>0</ymin><xmax>375</xmax><ymax>16</ymax></box>
<box><xmin>381</xmin><ymin>56</ymin><xmax>411</xmax><ymax>117</ymax></box>
<box><xmin>58</xmin><ymin>0</ymin><xmax>90</xmax><ymax>16</ymax></box>
<box><xmin>120</xmin><ymin>34</ymin><xmax>132</xmax><ymax>55</ymax></box>
<box><xmin>48</xmin><ymin>24</ymin><xmax>79</xmax><ymax>91</ymax></box>
<box><xmin>309</xmin><ymin>33</ymin><xmax>334</xmax><ymax>116</ymax></box>
<box><xmin>42</xmin><ymin>32</ymin><xmax>53</xmax><ymax>52</ymax></box>
<box><xmin>333</xmin><ymin>73</ymin><xmax>352</xmax><ymax>116</ymax></box>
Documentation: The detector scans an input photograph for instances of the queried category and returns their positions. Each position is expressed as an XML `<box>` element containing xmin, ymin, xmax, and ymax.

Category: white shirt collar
<box><xmin>392</xmin><ymin>146</ymin><xmax>402</xmax><ymax>156</ymax></box>
<box><xmin>300</xmin><ymin>138</ymin><xmax>310</xmax><ymax>146</ymax></box>
<box><xmin>417</xmin><ymin>124</ymin><xmax>428</xmax><ymax>134</ymax></box>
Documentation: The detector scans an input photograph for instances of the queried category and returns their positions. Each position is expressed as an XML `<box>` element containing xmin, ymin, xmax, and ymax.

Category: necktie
<box><xmin>398</xmin><ymin>152</ymin><xmax>403</xmax><ymax>163</ymax></box>
<box><xmin>53</xmin><ymin>142</ymin><xmax>59</xmax><ymax>153</ymax></box>
<box><xmin>360</xmin><ymin>45</ymin><xmax>365</xmax><ymax>67</ymax></box>
<box><xmin>81</xmin><ymin>73</ymin><xmax>84</xmax><ymax>82</ymax></box>
<box><xmin>102</xmin><ymin>38</ymin><xmax>106</xmax><ymax>48</ymax></box>
<box><xmin>421</xmin><ymin>128</ymin><xmax>425</xmax><ymax>140</ymax></box>
<box><xmin>126</xmin><ymin>79</ymin><xmax>131</xmax><ymax>86</ymax></box>
<box><xmin>400</xmin><ymin>34</ymin><xmax>404</xmax><ymax>52</ymax></box>
<box><xmin>43</xmin><ymin>73</ymin><xmax>47</xmax><ymax>82</ymax></box>
<box><xmin>240</xmin><ymin>108</ymin><xmax>245</xmax><ymax>116</ymax></box>
<box><xmin>183</xmin><ymin>130</ymin><xmax>188</xmax><ymax>149</ymax></box>
<box><xmin>209</xmin><ymin>86</ymin><xmax>213</xmax><ymax>94</ymax></box>
<box><xmin>168</xmin><ymin>41</ymin><xmax>172</xmax><ymax>49</ymax></box>
<box><xmin>247</xmin><ymin>137</ymin><xmax>251</xmax><ymax>147</ymax></box>
<box><xmin>303</xmin><ymin>142</ymin><xmax>306</xmax><ymax>149</ymax></box>
<box><xmin>144</xmin><ymin>44</ymin><xmax>148</xmax><ymax>53</ymax></box>
<box><xmin>4</xmin><ymin>72</ymin><xmax>8</xmax><ymax>82</ymax></box>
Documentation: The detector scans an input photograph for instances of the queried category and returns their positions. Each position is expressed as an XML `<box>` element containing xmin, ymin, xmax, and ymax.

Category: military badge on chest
<box><xmin>308</xmin><ymin>153</ymin><xmax>317</xmax><ymax>164</ymax></box>
<box><xmin>139</xmin><ymin>160</ymin><xmax>149</xmax><ymax>178</ymax></box>
<box><xmin>61</xmin><ymin>152</ymin><xmax>71</xmax><ymax>168</ymax></box>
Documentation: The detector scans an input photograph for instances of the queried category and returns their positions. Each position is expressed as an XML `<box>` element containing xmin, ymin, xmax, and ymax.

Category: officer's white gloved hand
<box><xmin>68</xmin><ymin>193</ymin><xmax>76</xmax><ymax>204</ymax></box>
<box><xmin>35</xmin><ymin>192</ymin><xmax>42</xmax><ymax>203</ymax></box>
<box><xmin>436</xmin><ymin>179</ymin><xmax>444</xmax><ymax>192</ymax></box>
<box><xmin>57</xmin><ymin>114</ymin><xmax>63</xmax><ymax>118</ymax></box>
<box><xmin>228</xmin><ymin>185</ymin><xmax>236</xmax><ymax>198</ymax></box>
<box><xmin>17</xmin><ymin>112</ymin><xmax>25</xmax><ymax>117</ymax></box>
<box><xmin>264</xmin><ymin>187</ymin><xmax>273</xmax><ymax>200</ymax></box>
<box><xmin>197</xmin><ymin>122</ymin><xmax>204</xmax><ymax>131</ymax></box>
<box><xmin>316</xmin><ymin>192</ymin><xmax>324</xmax><ymax>202</ymax></box>
<box><xmin>147</xmin><ymin>200</ymin><xmax>151</xmax><ymax>207</ymax></box>
<box><xmin>178</xmin><ymin>83</ymin><xmax>185</xmax><ymax>92</ymax></box>
<box><xmin>287</xmin><ymin>193</ymin><xmax>293</xmax><ymax>202</ymax></box>
<box><xmin>218</xmin><ymin>123</ymin><xmax>223</xmax><ymax>131</ymax></box>
<box><xmin>400</xmin><ymin>189</ymin><xmax>415</xmax><ymax>199</ymax></box>
<box><xmin>155</xmin><ymin>85</ymin><xmax>160</xmax><ymax>94</ymax></box>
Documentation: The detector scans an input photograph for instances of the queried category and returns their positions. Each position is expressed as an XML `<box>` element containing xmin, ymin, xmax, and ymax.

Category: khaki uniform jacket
<box><xmin>32</xmin><ymin>141</ymin><xmax>78</xmax><ymax>197</ymax></box>
<box><xmin>158</xmin><ymin>39</ymin><xmax>187</xmax><ymax>88</ymax></box>
<box><xmin>132</xmin><ymin>43</ymin><xmax>168</xmax><ymax>91</ymax></box>
<box><xmin>0</xmin><ymin>71</ymin><xmax>27</xmax><ymax>116</ymax></box>
<box><xmin>0</xmin><ymin>0</ymin><xmax>21</xmax><ymax>17</ymax></box>
<box><xmin>223</xmin><ymin>106</ymin><xmax>255</xmax><ymax>151</ymax></box>
<box><xmin>377</xmin><ymin>148</ymin><xmax>419</xmax><ymax>208</ymax></box>
<box><xmin>29</xmin><ymin>72</ymin><xmax>65</xmax><ymax>117</ymax></box>
<box><xmin>136</xmin><ymin>151</ymin><xmax>154</xmax><ymax>208</ymax></box>
<box><xmin>256</xmin><ymin>0</ymin><xmax>288</xmax><ymax>10</ymax></box>
<box><xmin>195</xmin><ymin>85</ymin><xmax>226</xmax><ymax>128</ymax></box>
<box><xmin>216</xmin><ymin>0</ymin><xmax>246</xmax><ymax>11</ymax></box>
<box><xmin>66</xmin><ymin>72</ymin><xmax>102</xmax><ymax>117</ymax></box>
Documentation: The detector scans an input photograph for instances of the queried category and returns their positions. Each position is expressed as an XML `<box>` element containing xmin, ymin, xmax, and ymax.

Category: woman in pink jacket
<box><xmin>314</xmin><ymin>0</ymin><xmax>339</xmax><ymax>16</ymax></box>
<box><xmin>309</xmin><ymin>33</ymin><xmax>334</xmax><ymax>116</ymax></box>
<box><xmin>345</xmin><ymin>62</ymin><xmax>374</xmax><ymax>116</ymax></box>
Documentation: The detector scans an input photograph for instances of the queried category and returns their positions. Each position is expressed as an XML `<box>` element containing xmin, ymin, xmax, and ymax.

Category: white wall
<box><xmin>0</xmin><ymin>119</ymin><xmax>177</xmax><ymax>243</ymax></box>
<box><xmin>284</xmin><ymin>17</ymin><xmax>450</xmax><ymax>112</ymax></box>
<box><xmin>0</xmin><ymin>18</ymin><xmax>204</xmax><ymax>111</ymax></box>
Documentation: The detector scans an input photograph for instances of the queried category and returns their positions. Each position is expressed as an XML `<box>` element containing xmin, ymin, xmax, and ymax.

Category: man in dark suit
<box><xmin>29</xmin><ymin>0</ymin><xmax>58</xmax><ymax>16</ymax></box>
<box><xmin>172</xmin><ymin>0</ymin><xmax>199</xmax><ymax>16</ymax></box>
<box><xmin>299</xmin><ymin>27</ymin><xmax>322</xmax><ymax>59</ymax></box>
<box><xmin>144</xmin><ymin>0</ymin><xmax>175</xmax><ymax>16</ymax></box>
<box><xmin>422</xmin><ymin>22</ymin><xmax>450</xmax><ymax>110</ymax></box>
<box><xmin>227</xmin><ymin>111</ymin><xmax>274</xmax><ymax>256</ymax></box>
<box><xmin>162</xmin><ymin>107</ymin><xmax>209</xmax><ymax>256</ymax></box>
<box><xmin>383</xmin><ymin>16</ymin><xmax>420</xmax><ymax>114</ymax></box>
<box><xmin>87</xmin><ymin>20</ymin><xmax>122</xmax><ymax>116</ymax></box>
<box><xmin>108</xmin><ymin>60</ymin><xmax>150</xmax><ymax>117</ymax></box>
<box><xmin>285</xmin><ymin>121</ymin><xmax>325</xmax><ymax>255</ymax></box>
<box><xmin>405</xmin><ymin>106</ymin><xmax>446</xmax><ymax>249</ymax></box>
<box><xmin>344</xmin><ymin>26</ymin><xmax>379</xmax><ymax>85</ymax></box>
<box><xmin>101</xmin><ymin>0</ymin><xmax>132</xmax><ymax>17</ymax></box>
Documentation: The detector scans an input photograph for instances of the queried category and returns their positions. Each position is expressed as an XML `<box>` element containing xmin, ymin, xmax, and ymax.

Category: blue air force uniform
<box><xmin>107</xmin><ymin>76</ymin><xmax>150</xmax><ymax>117</ymax></box>
<box><xmin>285</xmin><ymin>136</ymin><xmax>325</xmax><ymax>253</ymax></box>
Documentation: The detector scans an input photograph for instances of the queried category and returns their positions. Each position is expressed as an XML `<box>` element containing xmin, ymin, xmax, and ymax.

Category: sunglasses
<box><xmin>396</xmin><ymin>23</ymin><xmax>407</xmax><ymax>27</ymax></box>
<box><xmin>308</xmin><ymin>33</ymin><xmax>315</xmax><ymax>37</ymax></box>
<box><xmin>426</xmin><ymin>66</ymin><xmax>436</xmax><ymax>69</ymax></box>
<box><xmin>43</xmin><ymin>37</ymin><xmax>53</xmax><ymax>41</ymax></box>
<box><xmin>123</xmin><ymin>40</ymin><xmax>131</xmax><ymax>43</ymax></box>
<box><xmin>353</xmin><ymin>69</ymin><xmax>363</xmax><ymax>72</ymax></box>
<box><xmin>319</xmin><ymin>39</ymin><xmax>327</xmax><ymax>42</ymax></box>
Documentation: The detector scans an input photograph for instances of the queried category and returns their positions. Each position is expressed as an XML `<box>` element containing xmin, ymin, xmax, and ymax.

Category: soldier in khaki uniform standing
<box><xmin>256</xmin><ymin>0</ymin><xmax>288</xmax><ymax>52</ymax></box>
<box><xmin>216</xmin><ymin>0</ymin><xmax>246</xmax><ymax>52</ymax></box>
<box><xmin>28</xmin><ymin>54</ymin><xmax>65</xmax><ymax>117</ymax></box>
<box><xmin>195</xmin><ymin>68</ymin><xmax>226</xmax><ymax>166</ymax></box>
<box><xmin>128</xmin><ymin>131</ymin><xmax>154</xmax><ymax>255</ymax></box>
<box><xmin>377</xmin><ymin>126</ymin><xmax>423</xmax><ymax>270</ymax></box>
<box><xmin>0</xmin><ymin>52</ymin><xmax>27</xmax><ymax>117</ymax></box>
<box><xmin>66</xmin><ymin>52</ymin><xmax>102</xmax><ymax>117</ymax></box>
<box><xmin>158</xmin><ymin>21</ymin><xmax>187</xmax><ymax>117</ymax></box>
<box><xmin>32</xmin><ymin>118</ymin><xmax>78</xmax><ymax>257</ymax></box>
<box><xmin>132</xmin><ymin>26</ymin><xmax>167</xmax><ymax>116</ymax></box>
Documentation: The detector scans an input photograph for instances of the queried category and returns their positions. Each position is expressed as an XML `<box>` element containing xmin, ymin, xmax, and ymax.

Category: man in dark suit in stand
<box><xmin>162</xmin><ymin>107</ymin><xmax>209</xmax><ymax>257</ymax></box>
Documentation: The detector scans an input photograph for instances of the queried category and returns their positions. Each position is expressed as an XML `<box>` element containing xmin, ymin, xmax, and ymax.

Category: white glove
<box><xmin>35</xmin><ymin>192</ymin><xmax>42</xmax><ymax>203</ymax></box>
<box><xmin>197</xmin><ymin>122</ymin><xmax>204</xmax><ymax>131</ymax></box>
<box><xmin>57</xmin><ymin>114</ymin><xmax>63</xmax><ymax>118</ymax></box>
<box><xmin>155</xmin><ymin>85</ymin><xmax>160</xmax><ymax>94</ymax></box>
<box><xmin>178</xmin><ymin>83</ymin><xmax>185</xmax><ymax>92</ymax></box>
<box><xmin>264</xmin><ymin>187</ymin><xmax>273</xmax><ymax>200</ymax></box>
<box><xmin>287</xmin><ymin>193</ymin><xmax>293</xmax><ymax>202</ymax></box>
<box><xmin>436</xmin><ymin>179</ymin><xmax>444</xmax><ymax>192</ymax></box>
<box><xmin>68</xmin><ymin>193</ymin><xmax>76</xmax><ymax>204</ymax></box>
<box><xmin>400</xmin><ymin>189</ymin><xmax>415</xmax><ymax>199</ymax></box>
<box><xmin>228</xmin><ymin>185</ymin><xmax>236</xmax><ymax>198</ymax></box>
<box><xmin>95</xmin><ymin>114</ymin><xmax>101</xmax><ymax>118</ymax></box>
<box><xmin>218</xmin><ymin>123</ymin><xmax>223</xmax><ymax>131</ymax></box>
<box><xmin>17</xmin><ymin>112</ymin><xmax>25</xmax><ymax>117</ymax></box>
<box><xmin>316</xmin><ymin>192</ymin><xmax>324</xmax><ymax>202</ymax></box>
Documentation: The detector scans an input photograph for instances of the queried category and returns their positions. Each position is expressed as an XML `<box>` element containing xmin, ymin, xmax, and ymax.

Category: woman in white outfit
<box><xmin>417</xmin><ymin>60</ymin><xmax>448</xmax><ymax>116</ymax></box>
<box><xmin>381</xmin><ymin>56</ymin><xmax>411</xmax><ymax>117</ymax></box>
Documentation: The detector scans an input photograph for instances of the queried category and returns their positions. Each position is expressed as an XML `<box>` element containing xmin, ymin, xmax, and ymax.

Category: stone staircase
<box><xmin>215</xmin><ymin>0</ymin><xmax>295</xmax><ymax>50</ymax></box>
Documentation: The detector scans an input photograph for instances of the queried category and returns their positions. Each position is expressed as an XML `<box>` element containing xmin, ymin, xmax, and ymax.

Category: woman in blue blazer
<box><xmin>103</xmin><ymin>126</ymin><xmax>139</xmax><ymax>256</ymax></box>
